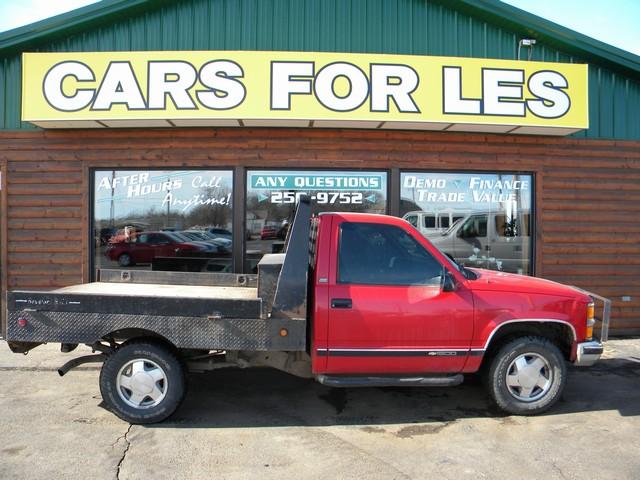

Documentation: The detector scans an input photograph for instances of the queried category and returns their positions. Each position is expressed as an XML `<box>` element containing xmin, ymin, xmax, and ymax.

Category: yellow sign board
<box><xmin>22</xmin><ymin>50</ymin><xmax>588</xmax><ymax>134</ymax></box>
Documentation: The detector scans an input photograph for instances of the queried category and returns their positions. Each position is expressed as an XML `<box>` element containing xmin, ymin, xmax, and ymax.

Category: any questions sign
<box><xmin>22</xmin><ymin>50</ymin><xmax>588</xmax><ymax>134</ymax></box>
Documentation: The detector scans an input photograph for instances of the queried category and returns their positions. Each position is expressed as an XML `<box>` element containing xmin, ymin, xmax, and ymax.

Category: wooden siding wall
<box><xmin>0</xmin><ymin>128</ymin><xmax>638</xmax><ymax>335</ymax></box>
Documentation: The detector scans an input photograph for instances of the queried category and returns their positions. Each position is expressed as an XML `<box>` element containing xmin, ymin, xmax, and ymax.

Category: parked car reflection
<box><xmin>180</xmin><ymin>230</ymin><xmax>232</xmax><ymax>253</ymax></box>
<box><xmin>106</xmin><ymin>231</ymin><xmax>214</xmax><ymax>267</ymax></box>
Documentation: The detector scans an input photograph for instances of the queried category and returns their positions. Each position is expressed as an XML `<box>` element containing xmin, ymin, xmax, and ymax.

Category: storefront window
<box><xmin>246</xmin><ymin>170</ymin><xmax>387</xmax><ymax>272</ymax></box>
<box><xmin>93</xmin><ymin>169</ymin><xmax>233</xmax><ymax>276</ymax></box>
<box><xmin>400</xmin><ymin>172</ymin><xmax>533</xmax><ymax>275</ymax></box>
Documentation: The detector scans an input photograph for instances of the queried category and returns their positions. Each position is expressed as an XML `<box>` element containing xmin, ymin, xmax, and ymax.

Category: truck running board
<box><xmin>315</xmin><ymin>374</ymin><xmax>464</xmax><ymax>388</ymax></box>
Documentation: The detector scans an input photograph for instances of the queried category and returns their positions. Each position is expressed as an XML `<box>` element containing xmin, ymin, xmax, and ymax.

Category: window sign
<box><xmin>93</xmin><ymin>169</ymin><xmax>233</xmax><ymax>276</ymax></box>
<box><xmin>400</xmin><ymin>172</ymin><xmax>532</xmax><ymax>275</ymax></box>
<box><xmin>23</xmin><ymin>51</ymin><xmax>588</xmax><ymax>136</ymax></box>
<box><xmin>246</xmin><ymin>170</ymin><xmax>387</xmax><ymax>271</ymax></box>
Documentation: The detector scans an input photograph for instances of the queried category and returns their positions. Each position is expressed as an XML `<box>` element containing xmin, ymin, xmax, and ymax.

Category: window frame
<box><xmin>89</xmin><ymin>167</ymin><xmax>235</xmax><ymax>281</ymax></box>
<box><xmin>244</xmin><ymin>167</ymin><xmax>390</xmax><ymax>272</ymax></box>
<box><xmin>399</xmin><ymin>169</ymin><xmax>535</xmax><ymax>276</ymax></box>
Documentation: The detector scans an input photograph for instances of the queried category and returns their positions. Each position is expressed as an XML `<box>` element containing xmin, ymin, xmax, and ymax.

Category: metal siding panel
<box><xmin>161</xmin><ymin>3</ymin><xmax>178</xmax><ymax>50</ymax></box>
<box><xmin>320</xmin><ymin>0</ymin><xmax>337</xmax><ymax>52</ymax></box>
<box><xmin>334</xmin><ymin>0</ymin><xmax>351</xmax><ymax>52</ymax></box>
<box><xmin>129</xmin><ymin>15</ymin><xmax>147</xmax><ymax>50</ymax></box>
<box><xmin>225</xmin><ymin>0</ymin><xmax>242</xmax><ymax>49</ymax></box>
<box><xmin>241</xmin><ymin>0</ymin><xmax>257</xmax><ymax>50</ymax></box>
<box><xmin>114</xmin><ymin>21</ymin><xmax>131</xmax><ymax>51</ymax></box>
<box><xmin>288</xmin><ymin>0</ymin><xmax>305</xmax><ymax>51</ymax></box>
<box><xmin>209</xmin><ymin>0</ymin><xmax>226</xmax><ymax>48</ymax></box>
<box><xmin>397</xmin><ymin>0</ymin><xmax>412</xmax><ymax>53</ymax></box>
<box><xmin>470</xmin><ymin>18</ymin><xmax>485</xmax><ymax>58</ymax></box>
<box><xmin>191</xmin><ymin>1</ymin><xmax>209</xmax><ymax>50</ymax></box>
<box><xmin>613</xmin><ymin>76</ymin><xmax>627</xmax><ymax>139</ymax></box>
<box><xmin>0</xmin><ymin>60</ymin><xmax>5</xmax><ymax>129</ymax></box>
<box><xmin>303</xmin><ymin>0</ymin><xmax>321</xmax><ymax>51</ymax></box>
<box><xmin>177</xmin><ymin>1</ymin><xmax>195</xmax><ymax>51</ymax></box>
<box><xmin>411</xmin><ymin>0</ymin><xmax>427</xmax><ymax>54</ymax></box>
<box><xmin>78</xmin><ymin>31</ymin><xmax>98</xmax><ymax>52</ymax></box>
<box><xmin>366</xmin><ymin>0</ymin><xmax>383</xmax><ymax>53</ymax></box>
<box><xmin>271</xmin><ymin>0</ymin><xmax>288</xmax><ymax>51</ymax></box>
<box><xmin>256</xmin><ymin>0</ymin><xmax>274</xmax><ymax>51</ymax></box>
<box><xmin>5</xmin><ymin>57</ymin><xmax>20</xmax><ymax>129</ymax></box>
<box><xmin>145</xmin><ymin>11</ymin><xmax>163</xmax><ymax>49</ymax></box>
<box><xmin>381</xmin><ymin>0</ymin><xmax>398</xmax><ymax>53</ymax></box>
<box><xmin>351</xmin><ymin>0</ymin><xmax>366</xmax><ymax>53</ymax></box>
<box><xmin>628</xmin><ymin>81</ymin><xmax>640</xmax><ymax>140</ymax></box>
<box><xmin>598</xmin><ymin>70</ymin><xmax>614</xmax><ymax>138</ymax></box>
<box><xmin>588</xmin><ymin>67</ymin><xmax>601</xmax><ymax>138</ymax></box>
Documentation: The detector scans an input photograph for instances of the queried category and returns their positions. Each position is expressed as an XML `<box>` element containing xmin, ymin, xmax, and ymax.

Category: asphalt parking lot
<box><xmin>0</xmin><ymin>339</ymin><xmax>639</xmax><ymax>480</ymax></box>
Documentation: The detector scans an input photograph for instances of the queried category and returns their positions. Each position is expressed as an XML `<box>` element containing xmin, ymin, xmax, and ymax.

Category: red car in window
<box><xmin>106</xmin><ymin>231</ymin><xmax>208</xmax><ymax>267</ymax></box>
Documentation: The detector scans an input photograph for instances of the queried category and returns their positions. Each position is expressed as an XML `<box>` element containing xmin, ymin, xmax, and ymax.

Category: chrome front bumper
<box><xmin>574</xmin><ymin>341</ymin><xmax>604</xmax><ymax>367</ymax></box>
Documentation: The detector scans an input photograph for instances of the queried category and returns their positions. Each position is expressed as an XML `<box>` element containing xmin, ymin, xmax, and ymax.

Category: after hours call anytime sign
<box><xmin>22</xmin><ymin>50</ymin><xmax>588</xmax><ymax>134</ymax></box>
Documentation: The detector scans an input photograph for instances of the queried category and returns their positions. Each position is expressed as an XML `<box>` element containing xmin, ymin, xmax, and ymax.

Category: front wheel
<box><xmin>486</xmin><ymin>336</ymin><xmax>566</xmax><ymax>415</ymax></box>
<box><xmin>99</xmin><ymin>341</ymin><xmax>186</xmax><ymax>424</ymax></box>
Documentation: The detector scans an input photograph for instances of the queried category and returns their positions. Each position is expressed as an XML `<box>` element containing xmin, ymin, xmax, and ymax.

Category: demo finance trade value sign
<box><xmin>22</xmin><ymin>50</ymin><xmax>588</xmax><ymax>135</ymax></box>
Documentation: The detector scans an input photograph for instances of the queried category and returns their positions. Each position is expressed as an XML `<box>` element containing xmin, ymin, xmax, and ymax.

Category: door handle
<box><xmin>331</xmin><ymin>298</ymin><xmax>352</xmax><ymax>309</ymax></box>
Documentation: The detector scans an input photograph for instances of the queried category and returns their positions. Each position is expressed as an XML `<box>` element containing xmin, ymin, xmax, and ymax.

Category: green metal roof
<box><xmin>0</xmin><ymin>0</ymin><xmax>173</xmax><ymax>55</ymax></box>
<box><xmin>1</xmin><ymin>0</ymin><xmax>637</xmax><ymax>78</ymax></box>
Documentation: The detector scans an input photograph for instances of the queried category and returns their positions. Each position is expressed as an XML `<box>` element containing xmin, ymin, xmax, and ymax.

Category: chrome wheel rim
<box><xmin>116</xmin><ymin>359</ymin><xmax>168</xmax><ymax>409</ymax></box>
<box><xmin>505</xmin><ymin>352</ymin><xmax>552</xmax><ymax>402</ymax></box>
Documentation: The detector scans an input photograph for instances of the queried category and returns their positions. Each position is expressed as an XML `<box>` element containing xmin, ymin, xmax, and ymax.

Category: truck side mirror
<box><xmin>441</xmin><ymin>270</ymin><xmax>457</xmax><ymax>292</ymax></box>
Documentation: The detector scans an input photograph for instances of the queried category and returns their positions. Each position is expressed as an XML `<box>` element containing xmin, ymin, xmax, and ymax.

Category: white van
<box><xmin>402</xmin><ymin>210</ymin><xmax>466</xmax><ymax>237</ymax></box>
<box><xmin>428</xmin><ymin>210</ymin><xmax>531</xmax><ymax>274</ymax></box>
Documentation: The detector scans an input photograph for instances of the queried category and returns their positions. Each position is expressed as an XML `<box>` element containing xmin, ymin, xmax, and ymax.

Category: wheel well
<box><xmin>102</xmin><ymin>328</ymin><xmax>178</xmax><ymax>353</ymax></box>
<box><xmin>481</xmin><ymin>322</ymin><xmax>574</xmax><ymax>367</ymax></box>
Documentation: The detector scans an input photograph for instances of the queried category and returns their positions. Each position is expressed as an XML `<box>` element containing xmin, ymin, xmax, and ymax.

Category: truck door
<box><xmin>324</xmin><ymin>220</ymin><xmax>474</xmax><ymax>374</ymax></box>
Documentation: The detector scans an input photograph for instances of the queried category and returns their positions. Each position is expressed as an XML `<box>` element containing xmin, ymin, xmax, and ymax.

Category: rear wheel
<box><xmin>99</xmin><ymin>341</ymin><xmax>185</xmax><ymax>424</ymax></box>
<box><xmin>486</xmin><ymin>336</ymin><xmax>566</xmax><ymax>415</ymax></box>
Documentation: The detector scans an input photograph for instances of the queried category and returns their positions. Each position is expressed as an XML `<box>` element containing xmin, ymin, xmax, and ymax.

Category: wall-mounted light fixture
<box><xmin>518</xmin><ymin>38</ymin><xmax>537</xmax><ymax>60</ymax></box>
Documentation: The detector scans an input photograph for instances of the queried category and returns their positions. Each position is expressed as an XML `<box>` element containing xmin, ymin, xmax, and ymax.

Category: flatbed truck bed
<box><xmin>6</xmin><ymin>198</ymin><xmax>313</xmax><ymax>357</ymax></box>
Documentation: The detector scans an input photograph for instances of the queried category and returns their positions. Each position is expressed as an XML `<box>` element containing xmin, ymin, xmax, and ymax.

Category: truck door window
<box><xmin>440</xmin><ymin>216</ymin><xmax>450</xmax><ymax>229</ymax></box>
<box><xmin>338</xmin><ymin>222</ymin><xmax>442</xmax><ymax>286</ymax></box>
<box><xmin>459</xmin><ymin>215</ymin><xmax>487</xmax><ymax>238</ymax></box>
<box><xmin>406</xmin><ymin>215</ymin><xmax>418</xmax><ymax>227</ymax></box>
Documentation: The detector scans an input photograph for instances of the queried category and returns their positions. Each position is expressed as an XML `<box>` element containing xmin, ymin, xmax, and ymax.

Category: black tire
<box><xmin>99</xmin><ymin>341</ymin><xmax>186</xmax><ymax>424</ymax></box>
<box><xmin>118</xmin><ymin>253</ymin><xmax>132</xmax><ymax>267</ymax></box>
<box><xmin>486</xmin><ymin>336</ymin><xmax>566</xmax><ymax>416</ymax></box>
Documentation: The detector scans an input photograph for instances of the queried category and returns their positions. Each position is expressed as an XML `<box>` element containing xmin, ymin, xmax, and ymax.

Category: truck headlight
<box><xmin>586</xmin><ymin>302</ymin><xmax>595</xmax><ymax>340</ymax></box>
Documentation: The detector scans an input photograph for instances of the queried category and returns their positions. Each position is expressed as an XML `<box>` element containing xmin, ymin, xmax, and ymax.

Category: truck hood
<box><xmin>466</xmin><ymin>268</ymin><xmax>590</xmax><ymax>301</ymax></box>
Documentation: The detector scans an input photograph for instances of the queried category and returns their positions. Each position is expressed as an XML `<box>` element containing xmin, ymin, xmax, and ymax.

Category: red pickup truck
<box><xmin>5</xmin><ymin>197</ymin><xmax>608</xmax><ymax>424</ymax></box>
